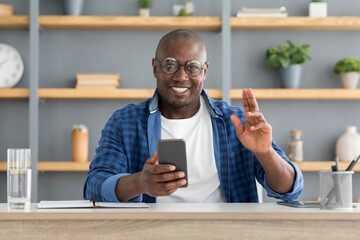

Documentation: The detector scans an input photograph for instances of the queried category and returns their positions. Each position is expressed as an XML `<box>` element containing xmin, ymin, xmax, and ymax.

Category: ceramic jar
<box><xmin>288</xmin><ymin>130</ymin><xmax>304</xmax><ymax>162</ymax></box>
<box><xmin>336</xmin><ymin>126</ymin><xmax>360</xmax><ymax>162</ymax></box>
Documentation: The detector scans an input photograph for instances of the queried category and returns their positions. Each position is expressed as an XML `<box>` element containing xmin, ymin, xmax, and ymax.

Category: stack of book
<box><xmin>236</xmin><ymin>7</ymin><xmax>288</xmax><ymax>18</ymax></box>
<box><xmin>76</xmin><ymin>73</ymin><xmax>120</xmax><ymax>89</ymax></box>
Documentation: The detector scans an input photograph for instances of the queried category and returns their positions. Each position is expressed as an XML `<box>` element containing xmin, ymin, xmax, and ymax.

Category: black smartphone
<box><xmin>157</xmin><ymin>139</ymin><xmax>188</xmax><ymax>187</ymax></box>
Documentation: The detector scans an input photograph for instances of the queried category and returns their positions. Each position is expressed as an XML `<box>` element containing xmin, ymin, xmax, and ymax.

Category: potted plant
<box><xmin>309</xmin><ymin>0</ymin><xmax>327</xmax><ymax>18</ymax></box>
<box><xmin>266</xmin><ymin>40</ymin><xmax>311</xmax><ymax>88</ymax></box>
<box><xmin>138</xmin><ymin>0</ymin><xmax>152</xmax><ymax>17</ymax></box>
<box><xmin>173</xmin><ymin>0</ymin><xmax>194</xmax><ymax>16</ymax></box>
<box><xmin>333</xmin><ymin>58</ymin><xmax>360</xmax><ymax>89</ymax></box>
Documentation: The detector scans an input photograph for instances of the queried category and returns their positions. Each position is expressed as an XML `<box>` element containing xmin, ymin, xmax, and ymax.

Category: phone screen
<box><xmin>157</xmin><ymin>139</ymin><xmax>188</xmax><ymax>187</ymax></box>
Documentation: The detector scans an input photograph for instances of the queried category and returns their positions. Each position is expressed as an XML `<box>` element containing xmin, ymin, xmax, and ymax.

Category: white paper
<box><xmin>37</xmin><ymin>200</ymin><xmax>149</xmax><ymax>209</ymax></box>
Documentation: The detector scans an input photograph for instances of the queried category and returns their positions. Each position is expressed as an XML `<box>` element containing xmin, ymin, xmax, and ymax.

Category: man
<box><xmin>84</xmin><ymin>29</ymin><xmax>303</xmax><ymax>203</ymax></box>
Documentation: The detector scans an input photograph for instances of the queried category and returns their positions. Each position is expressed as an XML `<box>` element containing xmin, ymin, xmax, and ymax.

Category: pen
<box><xmin>90</xmin><ymin>197</ymin><xmax>97</xmax><ymax>207</ymax></box>
<box><xmin>331</xmin><ymin>162</ymin><xmax>337</xmax><ymax>171</ymax></box>
<box><xmin>345</xmin><ymin>154</ymin><xmax>360</xmax><ymax>171</ymax></box>
<box><xmin>335</xmin><ymin>155</ymin><xmax>339</xmax><ymax>171</ymax></box>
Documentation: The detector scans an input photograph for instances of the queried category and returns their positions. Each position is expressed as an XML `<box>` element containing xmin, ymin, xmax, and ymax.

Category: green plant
<box><xmin>266</xmin><ymin>40</ymin><xmax>311</xmax><ymax>68</ymax></box>
<box><xmin>333</xmin><ymin>58</ymin><xmax>360</xmax><ymax>74</ymax></box>
<box><xmin>138</xmin><ymin>0</ymin><xmax>152</xmax><ymax>9</ymax></box>
<box><xmin>178</xmin><ymin>8</ymin><xmax>187</xmax><ymax>16</ymax></box>
<box><xmin>311</xmin><ymin>0</ymin><xmax>324</xmax><ymax>2</ymax></box>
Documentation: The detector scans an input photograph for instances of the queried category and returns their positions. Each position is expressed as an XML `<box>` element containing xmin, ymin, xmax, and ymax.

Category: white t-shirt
<box><xmin>157</xmin><ymin>96</ymin><xmax>226</xmax><ymax>203</ymax></box>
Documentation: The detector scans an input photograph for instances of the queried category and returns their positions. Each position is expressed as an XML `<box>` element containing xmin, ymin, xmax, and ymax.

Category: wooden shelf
<box><xmin>231</xmin><ymin>16</ymin><xmax>360</xmax><ymax>30</ymax></box>
<box><xmin>1</xmin><ymin>161</ymin><xmax>358</xmax><ymax>172</ymax></box>
<box><xmin>37</xmin><ymin>161</ymin><xmax>90</xmax><ymax>171</ymax></box>
<box><xmin>231</xmin><ymin>89</ymin><xmax>360</xmax><ymax>100</ymax></box>
<box><xmin>0</xmin><ymin>15</ymin><xmax>29</xmax><ymax>29</ymax></box>
<box><xmin>38</xmin><ymin>88</ymin><xmax>222</xmax><ymax>100</ymax></box>
<box><xmin>39</xmin><ymin>16</ymin><xmax>222</xmax><ymax>30</ymax></box>
<box><xmin>294</xmin><ymin>161</ymin><xmax>360</xmax><ymax>172</ymax></box>
<box><xmin>3</xmin><ymin>16</ymin><xmax>360</xmax><ymax>31</ymax></box>
<box><xmin>0</xmin><ymin>161</ymin><xmax>90</xmax><ymax>172</ymax></box>
<box><xmin>2</xmin><ymin>88</ymin><xmax>358</xmax><ymax>100</ymax></box>
<box><xmin>0</xmin><ymin>89</ymin><xmax>29</xmax><ymax>99</ymax></box>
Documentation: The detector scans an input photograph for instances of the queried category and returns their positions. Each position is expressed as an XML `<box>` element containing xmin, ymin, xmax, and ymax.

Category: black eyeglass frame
<box><xmin>155</xmin><ymin>57</ymin><xmax>208</xmax><ymax>77</ymax></box>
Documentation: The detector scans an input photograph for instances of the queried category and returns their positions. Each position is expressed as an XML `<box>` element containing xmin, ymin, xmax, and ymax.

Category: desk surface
<box><xmin>1</xmin><ymin>203</ymin><xmax>360</xmax><ymax>240</ymax></box>
<box><xmin>1</xmin><ymin>202</ymin><xmax>360</xmax><ymax>220</ymax></box>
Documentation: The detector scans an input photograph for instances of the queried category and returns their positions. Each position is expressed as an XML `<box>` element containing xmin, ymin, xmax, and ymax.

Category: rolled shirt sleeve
<box><xmin>101</xmin><ymin>173</ymin><xmax>143</xmax><ymax>203</ymax></box>
<box><xmin>262</xmin><ymin>160</ymin><xmax>303</xmax><ymax>201</ymax></box>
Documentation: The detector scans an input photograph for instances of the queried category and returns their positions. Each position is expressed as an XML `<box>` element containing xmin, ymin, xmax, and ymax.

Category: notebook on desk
<box><xmin>37</xmin><ymin>200</ymin><xmax>149</xmax><ymax>209</ymax></box>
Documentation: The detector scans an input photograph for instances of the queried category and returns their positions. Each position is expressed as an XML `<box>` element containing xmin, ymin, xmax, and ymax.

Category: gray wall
<box><xmin>1</xmin><ymin>0</ymin><xmax>360</xmax><ymax>202</ymax></box>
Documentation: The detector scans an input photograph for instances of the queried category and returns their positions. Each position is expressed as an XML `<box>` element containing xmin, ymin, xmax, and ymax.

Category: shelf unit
<box><xmin>38</xmin><ymin>16</ymin><xmax>222</xmax><ymax>30</ymax></box>
<box><xmin>0</xmin><ymin>161</ymin><xmax>90</xmax><ymax>172</ymax></box>
<box><xmin>3</xmin><ymin>88</ymin><xmax>360</xmax><ymax>100</ymax></box>
<box><xmin>1</xmin><ymin>161</ymin><xmax>359</xmax><ymax>172</ymax></box>
<box><xmin>231</xmin><ymin>16</ymin><xmax>360</xmax><ymax>30</ymax></box>
<box><xmin>0</xmin><ymin>89</ymin><xmax>29</xmax><ymax>99</ymax></box>
<box><xmin>0</xmin><ymin>15</ymin><xmax>29</xmax><ymax>29</ymax></box>
<box><xmin>37</xmin><ymin>88</ymin><xmax>223</xmax><ymax>100</ymax></box>
<box><xmin>4</xmin><ymin>15</ymin><xmax>360</xmax><ymax>31</ymax></box>
<box><xmin>3</xmin><ymin>1</ymin><xmax>360</xmax><ymax>200</ymax></box>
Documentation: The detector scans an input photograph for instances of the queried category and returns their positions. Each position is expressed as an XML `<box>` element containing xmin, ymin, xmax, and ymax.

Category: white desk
<box><xmin>1</xmin><ymin>203</ymin><xmax>359</xmax><ymax>240</ymax></box>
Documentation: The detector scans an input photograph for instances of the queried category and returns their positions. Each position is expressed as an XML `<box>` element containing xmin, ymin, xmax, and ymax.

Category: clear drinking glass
<box><xmin>7</xmin><ymin>148</ymin><xmax>32</xmax><ymax>209</ymax></box>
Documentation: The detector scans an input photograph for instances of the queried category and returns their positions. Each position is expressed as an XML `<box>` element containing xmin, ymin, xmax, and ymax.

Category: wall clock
<box><xmin>0</xmin><ymin>43</ymin><xmax>24</xmax><ymax>88</ymax></box>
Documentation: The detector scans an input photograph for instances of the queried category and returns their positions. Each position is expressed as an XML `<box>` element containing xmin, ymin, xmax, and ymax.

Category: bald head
<box><xmin>155</xmin><ymin>29</ymin><xmax>207</xmax><ymax>61</ymax></box>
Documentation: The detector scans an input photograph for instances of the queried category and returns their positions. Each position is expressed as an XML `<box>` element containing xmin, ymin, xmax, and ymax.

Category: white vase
<box><xmin>309</xmin><ymin>2</ymin><xmax>327</xmax><ymax>18</ymax></box>
<box><xmin>339</xmin><ymin>72</ymin><xmax>360</xmax><ymax>89</ymax></box>
<box><xmin>336</xmin><ymin>126</ymin><xmax>360</xmax><ymax>162</ymax></box>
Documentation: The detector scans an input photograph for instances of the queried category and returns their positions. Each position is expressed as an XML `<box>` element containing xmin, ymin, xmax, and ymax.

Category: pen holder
<box><xmin>72</xmin><ymin>130</ymin><xmax>89</xmax><ymax>163</ymax></box>
<box><xmin>319</xmin><ymin>171</ymin><xmax>353</xmax><ymax>210</ymax></box>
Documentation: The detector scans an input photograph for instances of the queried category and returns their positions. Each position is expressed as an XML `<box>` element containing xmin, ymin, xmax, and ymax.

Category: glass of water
<box><xmin>7</xmin><ymin>149</ymin><xmax>31</xmax><ymax>209</ymax></box>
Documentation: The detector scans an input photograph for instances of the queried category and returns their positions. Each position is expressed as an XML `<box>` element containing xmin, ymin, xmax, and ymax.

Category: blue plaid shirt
<box><xmin>84</xmin><ymin>89</ymin><xmax>303</xmax><ymax>203</ymax></box>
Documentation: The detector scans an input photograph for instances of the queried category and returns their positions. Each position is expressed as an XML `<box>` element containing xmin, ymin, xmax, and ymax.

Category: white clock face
<box><xmin>0</xmin><ymin>43</ymin><xmax>24</xmax><ymax>88</ymax></box>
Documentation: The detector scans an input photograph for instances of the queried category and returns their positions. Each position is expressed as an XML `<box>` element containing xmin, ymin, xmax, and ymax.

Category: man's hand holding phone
<box><xmin>139</xmin><ymin>152</ymin><xmax>187</xmax><ymax>197</ymax></box>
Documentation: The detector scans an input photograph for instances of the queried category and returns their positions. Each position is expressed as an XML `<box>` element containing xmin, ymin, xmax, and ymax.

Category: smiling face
<box><xmin>152</xmin><ymin>35</ymin><xmax>208</xmax><ymax>119</ymax></box>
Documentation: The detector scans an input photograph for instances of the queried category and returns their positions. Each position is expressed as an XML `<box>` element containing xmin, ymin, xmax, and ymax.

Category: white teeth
<box><xmin>172</xmin><ymin>87</ymin><xmax>188</xmax><ymax>93</ymax></box>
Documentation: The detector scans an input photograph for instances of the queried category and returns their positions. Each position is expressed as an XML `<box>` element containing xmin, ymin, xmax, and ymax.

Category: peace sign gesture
<box><xmin>230</xmin><ymin>88</ymin><xmax>272</xmax><ymax>155</ymax></box>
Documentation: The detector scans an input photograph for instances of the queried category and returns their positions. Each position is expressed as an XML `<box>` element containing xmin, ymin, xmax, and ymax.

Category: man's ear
<box><xmin>152</xmin><ymin>58</ymin><xmax>157</xmax><ymax>78</ymax></box>
<box><xmin>203</xmin><ymin>62</ymin><xmax>209</xmax><ymax>81</ymax></box>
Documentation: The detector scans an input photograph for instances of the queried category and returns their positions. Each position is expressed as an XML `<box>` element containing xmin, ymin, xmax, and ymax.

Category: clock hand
<box><xmin>0</xmin><ymin>57</ymin><xmax>10</xmax><ymax>69</ymax></box>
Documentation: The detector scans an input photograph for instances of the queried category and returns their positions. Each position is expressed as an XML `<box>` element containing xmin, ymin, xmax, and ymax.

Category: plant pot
<box><xmin>339</xmin><ymin>72</ymin><xmax>360</xmax><ymax>89</ymax></box>
<box><xmin>309</xmin><ymin>2</ymin><xmax>327</xmax><ymax>18</ymax></box>
<box><xmin>278</xmin><ymin>64</ymin><xmax>303</xmax><ymax>88</ymax></box>
<box><xmin>139</xmin><ymin>8</ymin><xmax>150</xmax><ymax>17</ymax></box>
<box><xmin>62</xmin><ymin>0</ymin><xmax>85</xmax><ymax>15</ymax></box>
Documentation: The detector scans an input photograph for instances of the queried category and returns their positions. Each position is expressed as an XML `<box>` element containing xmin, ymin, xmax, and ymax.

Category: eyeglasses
<box><xmin>156</xmin><ymin>57</ymin><xmax>207</xmax><ymax>77</ymax></box>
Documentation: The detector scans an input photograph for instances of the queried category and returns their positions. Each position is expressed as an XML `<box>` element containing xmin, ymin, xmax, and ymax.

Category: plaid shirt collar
<box><xmin>148</xmin><ymin>88</ymin><xmax>223</xmax><ymax>117</ymax></box>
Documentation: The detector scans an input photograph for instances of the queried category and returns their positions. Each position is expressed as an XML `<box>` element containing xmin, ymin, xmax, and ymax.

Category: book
<box><xmin>76</xmin><ymin>73</ymin><xmax>121</xmax><ymax>89</ymax></box>
<box><xmin>75</xmin><ymin>85</ymin><xmax>118</xmax><ymax>89</ymax></box>
<box><xmin>236</xmin><ymin>6</ymin><xmax>287</xmax><ymax>18</ymax></box>
<box><xmin>37</xmin><ymin>200</ymin><xmax>149</xmax><ymax>209</ymax></box>
<box><xmin>76</xmin><ymin>73</ymin><xmax>121</xmax><ymax>81</ymax></box>
<box><xmin>239</xmin><ymin>7</ymin><xmax>287</xmax><ymax>13</ymax></box>
<box><xmin>236</xmin><ymin>12</ymin><xmax>288</xmax><ymax>18</ymax></box>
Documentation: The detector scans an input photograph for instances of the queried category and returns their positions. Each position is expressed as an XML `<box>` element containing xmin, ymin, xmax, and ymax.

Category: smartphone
<box><xmin>157</xmin><ymin>139</ymin><xmax>188</xmax><ymax>187</ymax></box>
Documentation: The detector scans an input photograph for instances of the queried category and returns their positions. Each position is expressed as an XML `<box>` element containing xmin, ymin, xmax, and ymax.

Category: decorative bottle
<box><xmin>336</xmin><ymin>126</ymin><xmax>360</xmax><ymax>162</ymax></box>
<box><xmin>288</xmin><ymin>130</ymin><xmax>303</xmax><ymax>162</ymax></box>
